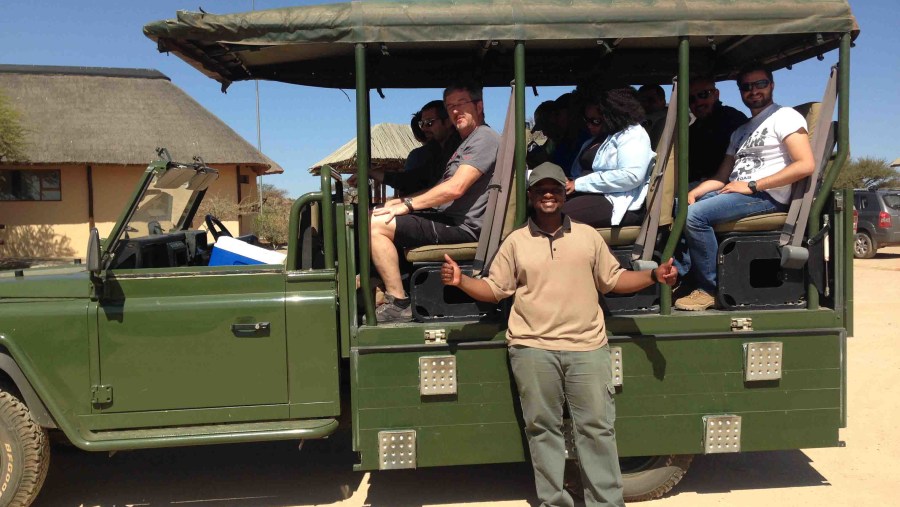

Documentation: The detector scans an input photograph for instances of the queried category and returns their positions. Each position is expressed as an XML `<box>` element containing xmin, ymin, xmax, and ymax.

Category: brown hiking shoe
<box><xmin>675</xmin><ymin>289</ymin><xmax>715</xmax><ymax>311</ymax></box>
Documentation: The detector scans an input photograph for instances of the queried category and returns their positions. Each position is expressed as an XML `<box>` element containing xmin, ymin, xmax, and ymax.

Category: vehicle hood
<box><xmin>0</xmin><ymin>266</ymin><xmax>92</xmax><ymax>299</ymax></box>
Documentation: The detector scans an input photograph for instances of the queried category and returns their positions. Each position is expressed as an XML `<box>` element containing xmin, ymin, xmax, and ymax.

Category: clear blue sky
<box><xmin>2</xmin><ymin>1</ymin><xmax>898</xmax><ymax>197</ymax></box>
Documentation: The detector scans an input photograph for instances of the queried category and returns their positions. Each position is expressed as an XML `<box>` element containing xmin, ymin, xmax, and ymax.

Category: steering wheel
<box><xmin>205</xmin><ymin>214</ymin><xmax>233</xmax><ymax>240</ymax></box>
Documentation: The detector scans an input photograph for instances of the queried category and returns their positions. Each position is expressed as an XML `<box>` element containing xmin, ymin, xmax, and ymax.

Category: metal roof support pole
<box><xmin>355</xmin><ymin>43</ymin><xmax>376</xmax><ymax>325</ymax></box>
<box><xmin>660</xmin><ymin>36</ymin><xmax>690</xmax><ymax>315</ymax></box>
<box><xmin>514</xmin><ymin>41</ymin><xmax>527</xmax><ymax>226</ymax></box>
<box><xmin>807</xmin><ymin>33</ymin><xmax>851</xmax><ymax>311</ymax></box>
<box><xmin>321</xmin><ymin>166</ymin><xmax>335</xmax><ymax>268</ymax></box>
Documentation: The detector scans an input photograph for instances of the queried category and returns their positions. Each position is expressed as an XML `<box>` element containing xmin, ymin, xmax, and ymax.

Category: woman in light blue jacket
<box><xmin>563</xmin><ymin>87</ymin><xmax>655</xmax><ymax>228</ymax></box>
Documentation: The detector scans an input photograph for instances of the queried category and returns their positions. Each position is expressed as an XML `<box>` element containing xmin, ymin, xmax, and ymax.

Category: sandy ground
<box><xmin>32</xmin><ymin>247</ymin><xmax>900</xmax><ymax>507</ymax></box>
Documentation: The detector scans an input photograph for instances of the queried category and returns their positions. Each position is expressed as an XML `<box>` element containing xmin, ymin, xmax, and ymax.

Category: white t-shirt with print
<box><xmin>726</xmin><ymin>104</ymin><xmax>808</xmax><ymax>204</ymax></box>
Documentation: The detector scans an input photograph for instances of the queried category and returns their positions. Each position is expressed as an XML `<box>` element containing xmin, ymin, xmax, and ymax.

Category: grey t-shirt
<box><xmin>437</xmin><ymin>125</ymin><xmax>500</xmax><ymax>238</ymax></box>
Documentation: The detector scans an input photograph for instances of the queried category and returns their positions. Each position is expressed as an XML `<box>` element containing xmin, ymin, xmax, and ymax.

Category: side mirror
<box><xmin>86</xmin><ymin>228</ymin><xmax>102</xmax><ymax>275</ymax></box>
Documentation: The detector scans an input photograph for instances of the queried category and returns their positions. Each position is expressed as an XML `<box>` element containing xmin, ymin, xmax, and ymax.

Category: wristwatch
<box><xmin>748</xmin><ymin>180</ymin><xmax>758</xmax><ymax>194</ymax></box>
<box><xmin>403</xmin><ymin>197</ymin><xmax>415</xmax><ymax>213</ymax></box>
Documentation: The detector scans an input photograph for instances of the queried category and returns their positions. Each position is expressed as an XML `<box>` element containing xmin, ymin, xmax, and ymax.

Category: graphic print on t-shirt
<box><xmin>732</xmin><ymin>127</ymin><xmax>769</xmax><ymax>180</ymax></box>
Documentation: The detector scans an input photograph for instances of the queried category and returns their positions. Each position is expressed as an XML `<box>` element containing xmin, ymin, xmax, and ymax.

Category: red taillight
<box><xmin>853</xmin><ymin>209</ymin><xmax>859</xmax><ymax>232</ymax></box>
<box><xmin>878</xmin><ymin>211</ymin><xmax>892</xmax><ymax>229</ymax></box>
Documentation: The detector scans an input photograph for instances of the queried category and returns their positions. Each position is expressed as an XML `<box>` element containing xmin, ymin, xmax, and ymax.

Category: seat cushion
<box><xmin>596</xmin><ymin>226</ymin><xmax>641</xmax><ymax>246</ymax></box>
<box><xmin>714</xmin><ymin>212</ymin><xmax>787</xmax><ymax>233</ymax></box>
<box><xmin>405</xmin><ymin>242</ymin><xmax>478</xmax><ymax>263</ymax></box>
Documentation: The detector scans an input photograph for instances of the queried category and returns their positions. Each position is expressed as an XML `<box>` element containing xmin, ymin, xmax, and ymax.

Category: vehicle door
<box><xmin>95</xmin><ymin>262</ymin><xmax>288</xmax><ymax>414</ymax></box>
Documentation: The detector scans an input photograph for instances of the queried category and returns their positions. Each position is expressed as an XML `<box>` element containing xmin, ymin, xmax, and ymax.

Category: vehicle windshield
<box><xmin>882</xmin><ymin>193</ymin><xmax>900</xmax><ymax>210</ymax></box>
<box><xmin>119</xmin><ymin>169</ymin><xmax>205</xmax><ymax>240</ymax></box>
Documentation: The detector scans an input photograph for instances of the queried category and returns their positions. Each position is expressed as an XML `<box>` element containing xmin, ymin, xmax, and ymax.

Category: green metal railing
<box><xmin>286</xmin><ymin>165</ymin><xmax>337</xmax><ymax>272</ymax></box>
<box><xmin>356</xmin><ymin>43</ymin><xmax>377</xmax><ymax>325</ymax></box>
<box><xmin>660</xmin><ymin>37</ymin><xmax>691</xmax><ymax>316</ymax></box>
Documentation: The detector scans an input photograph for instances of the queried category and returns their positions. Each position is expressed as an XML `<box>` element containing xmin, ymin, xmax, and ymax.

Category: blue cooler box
<box><xmin>209</xmin><ymin>236</ymin><xmax>286</xmax><ymax>266</ymax></box>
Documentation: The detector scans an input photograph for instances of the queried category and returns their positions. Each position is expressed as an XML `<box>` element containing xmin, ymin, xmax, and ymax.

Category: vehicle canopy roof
<box><xmin>144</xmin><ymin>0</ymin><xmax>858</xmax><ymax>90</ymax></box>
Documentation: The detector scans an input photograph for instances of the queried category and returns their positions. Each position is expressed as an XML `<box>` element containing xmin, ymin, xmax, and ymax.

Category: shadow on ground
<box><xmin>35</xmin><ymin>433</ymin><xmax>539</xmax><ymax>507</ymax></box>
<box><xmin>674</xmin><ymin>450</ymin><xmax>830</xmax><ymax>496</ymax></box>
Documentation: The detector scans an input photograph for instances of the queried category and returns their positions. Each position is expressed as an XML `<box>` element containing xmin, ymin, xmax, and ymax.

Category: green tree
<box><xmin>0</xmin><ymin>89</ymin><xmax>29</xmax><ymax>162</ymax></box>
<box><xmin>833</xmin><ymin>156</ymin><xmax>900</xmax><ymax>190</ymax></box>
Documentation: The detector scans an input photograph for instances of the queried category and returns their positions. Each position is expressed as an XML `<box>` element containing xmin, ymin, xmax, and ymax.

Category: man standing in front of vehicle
<box><xmin>675</xmin><ymin>65</ymin><xmax>815</xmax><ymax>311</ymax></box>
<box><xmin>441</xmin><ymin>162</ymin><xmax>677</xmax><ymax>507</ymax></box>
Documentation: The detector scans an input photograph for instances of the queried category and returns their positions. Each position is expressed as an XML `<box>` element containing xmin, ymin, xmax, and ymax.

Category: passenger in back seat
<box><xmin>369</xmin><ymin>81</ymin><xmax>500</xmax><ymax>323</ymax></box>
<box><xmin>688</xmin><ymin>76</ymin><xmax>748</xmax><ymax>186</ymax></box>
<box><xmin>563</xmin><ymin>86</ymin><xmax>654</xmax><ymax>228</ymax></box>
<box><xmin>674</xmin><ymin>65</ymin><xmax>815</xmax><ymax>311</ymax></box>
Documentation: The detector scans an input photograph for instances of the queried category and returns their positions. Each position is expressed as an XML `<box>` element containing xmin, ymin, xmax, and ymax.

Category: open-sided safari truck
<box><xmin>0</xmin><ymin>1</ymin><xmax>858</xmax><ymax>505</ymax></box>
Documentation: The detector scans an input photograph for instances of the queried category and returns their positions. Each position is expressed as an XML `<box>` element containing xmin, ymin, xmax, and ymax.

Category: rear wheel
<box><xmin>565</xmin><ymin>454</ymin><xmax>693</xmax><ymax>502</ymax></box>
<box><xmin>620</xmin><ymin>454</ymin><xmax>694</xmax><ymax>502</ymax></box>
<box><xmin>0</xmin><ymin>390</ymin><xmax>50</xmax><ymax>507</ymax></box>
<box><xmin>854</xmin><ymin>231</ymin><xmax>877</xmax><ymax>259</ymax></box>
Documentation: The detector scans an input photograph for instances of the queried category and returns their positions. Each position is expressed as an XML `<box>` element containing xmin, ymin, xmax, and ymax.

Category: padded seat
<box><xmin>714</xmin><ymin>212</ymin><xmax>787</xmax><ymax>233</ymax></box>
<box><xmin>596</xmin><ymin>226</ymin><xmax>642</xmax><ymax>246</ymax></box>
<box><xmin>405</xmin><ymin>242</ymin><xmax>478</xmax><ymax>263</ymax></box>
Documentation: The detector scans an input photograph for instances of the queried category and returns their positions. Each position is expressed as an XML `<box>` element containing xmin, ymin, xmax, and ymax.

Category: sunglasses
<box><xmin>688</xmin><ymin>89</ymin><xmax>715</xmax><ymax>103</ymax></box>
<box><xmin>738</xmin><ymin>79</ymin><xmax>771</xmax><ymax>92</ymax></box>
<box><xmin>444</xmin><ymin>99</ymin><xmax>479</xmax><ymax>111</ymax></box>
<box><xmin>418</xmin><ymin>118</ymin><xmax>439</xmax><ymax>128</ymax></box>
<box><xmin>583</xmin><ymin>116</ymin><xmax>603</xmax><ymax>126</ymax></box>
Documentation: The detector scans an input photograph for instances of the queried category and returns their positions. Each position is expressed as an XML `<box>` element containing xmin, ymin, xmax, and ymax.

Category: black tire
<box><xmin>620</xmin><ymin>454</ymin><xmax>693</xmax><ymax>502</ymax></box>
<box><xmin>854</xmin><ymin>231</ymin><xmax>877</xmax><ymax>259</ymax></box>
<box><xmin>0</xmin><ymin>390</ymin><xmax>50</xmax><ymax>507</ymax></box>
<box><xmin>564</xmin><ymin>454</ymin><xmax>693</xmax><ymax>502</ymax></box>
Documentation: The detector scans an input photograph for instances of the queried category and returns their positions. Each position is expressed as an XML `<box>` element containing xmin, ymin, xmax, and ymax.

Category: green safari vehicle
<box><xmin>0</xmin><ymin>1</ymin><xmax>858</xmax><ymax>505</ymax></box>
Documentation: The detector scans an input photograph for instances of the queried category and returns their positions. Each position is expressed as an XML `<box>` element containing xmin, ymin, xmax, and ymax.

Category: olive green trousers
<box><xmin>509</xmin><ymin>344</ymin><xmax>625</xmax><ymax>507</ymax></box>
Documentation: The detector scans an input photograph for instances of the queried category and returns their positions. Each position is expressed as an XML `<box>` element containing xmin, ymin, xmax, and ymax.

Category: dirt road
<box><xmin>34</xmin><ymin>248</ymin><xmax>900</xmax><ymax>506</ymax></box>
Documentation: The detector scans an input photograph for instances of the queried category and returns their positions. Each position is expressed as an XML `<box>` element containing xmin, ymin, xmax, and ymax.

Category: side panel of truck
<box><xmin>350</xmin><ymin>319</ymin><xmax>844</xmax><ymax>470</ymax></box>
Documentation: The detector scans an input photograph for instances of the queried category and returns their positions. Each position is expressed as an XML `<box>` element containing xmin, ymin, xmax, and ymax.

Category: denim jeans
<box><xmin>509</xmin><ymin>345</ymin><xmax>625</xmax><ymax>507</ymax></box>
<box><xmin>675</xmin><ymin>191</ymin><xmax>786</xmax><ymax>293</ymax></box>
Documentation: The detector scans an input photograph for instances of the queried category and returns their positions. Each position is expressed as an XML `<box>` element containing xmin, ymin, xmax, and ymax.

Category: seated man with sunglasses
<box><xmin>675</xmin><ymin>65</ymin><xmax>815</xmax><ymax>311</ymax></box>
<box><xmin>370</xmin><ymin>81</ymin><xmax>500</xmax><ymax>322</ymax></box>
<box><xmin>382</xmin><ymin>100</ymin><xmax>461</xmax><ymax>196</ymax></box>
<box><xmin>687</xmin><ymin>76</ymin><xmax>748</xmax><ymax>186</ymax></box>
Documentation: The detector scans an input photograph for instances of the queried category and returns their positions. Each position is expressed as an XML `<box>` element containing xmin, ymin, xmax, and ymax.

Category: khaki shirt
<box><xmin>484</xmin><ymin>216</ymin><xmax>624</xmax><ymax>351</ymax></box>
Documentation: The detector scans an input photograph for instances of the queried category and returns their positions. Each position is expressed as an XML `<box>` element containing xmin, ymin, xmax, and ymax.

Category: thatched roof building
<box><xmin>891</xmin><ymin>158</ymin><xmax>900</xmax><ymax>168</ymax></box>
<box><xmin>0</xmin><ymin>64</ymin><xmax>282</xmax><ymax>174</ymax></box>
<box><xmin>310</xmin><ymin>122</ymin><xmax>420</xmax><ymax>175</ymax></box>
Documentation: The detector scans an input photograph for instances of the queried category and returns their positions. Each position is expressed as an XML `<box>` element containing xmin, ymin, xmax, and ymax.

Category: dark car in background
<box><xmin>854</xmin><ymin>188</ymin><xmax>900</xmax><ymax>258</ymax></box>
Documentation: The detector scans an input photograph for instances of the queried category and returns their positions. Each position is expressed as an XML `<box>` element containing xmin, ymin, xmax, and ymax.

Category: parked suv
<box><xmin>853</xmin><ymin>188</ymin><xmax>900</xmax><ymax>258</ymax></box>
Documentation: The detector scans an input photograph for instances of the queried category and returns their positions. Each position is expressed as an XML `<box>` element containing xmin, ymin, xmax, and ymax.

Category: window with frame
<box><xmin>0</xmin><ymin>169</ymin><xmax>61</xmax><ymax>201</ymax></box>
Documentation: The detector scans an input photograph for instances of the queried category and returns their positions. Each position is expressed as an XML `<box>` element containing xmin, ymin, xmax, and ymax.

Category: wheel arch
<box><xmin>0</xmin><ymin>353</ymin><xmax>57</xmax><ymax>428</ymax></box>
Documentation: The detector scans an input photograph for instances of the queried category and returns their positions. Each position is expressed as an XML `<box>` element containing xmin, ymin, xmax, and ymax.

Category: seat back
<box><xmin>474</xmin><ymin>85</ymin><xmax>518</xmax><ymax>274</ymax></box>
<box><xmin>780</xmin><ymin>65</ymin><xmax>838</xmax><ymax>252</ymax></box>
<box><xmin>629</xmin><ymin>78</ymin><xmax>679</xmax><ymax>264</ymax></box>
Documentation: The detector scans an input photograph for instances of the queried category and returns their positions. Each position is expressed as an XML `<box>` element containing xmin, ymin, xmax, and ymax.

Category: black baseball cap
<box><xmin>528</xmin><ymin>162</ymin><xmax>567</xmax><ymax>188</ymax></box>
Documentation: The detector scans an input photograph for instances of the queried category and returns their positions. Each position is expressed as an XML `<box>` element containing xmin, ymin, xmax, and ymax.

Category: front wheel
<box><xmin>621</xmin><ymin>454</ymin><xmax>694</xmax><ymax>502</ymax></box>
<box><xmin>0</xmin><ymin>390</ymin><xmax>51</xmax><ymax>507</ymax></box>
<box><xmin>854</xmin><ymin>231</ymin><xmax>877</xmax><ymax>259</ymax></box>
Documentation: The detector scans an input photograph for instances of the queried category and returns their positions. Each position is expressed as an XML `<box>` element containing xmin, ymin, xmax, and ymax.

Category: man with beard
<box><xmin>441</xmin><ymin>162</ymin><xmax>676</xmax><ymax>507</ymax></box>
<box><xmin>687</xmin><ymin>76</ymin><xmax>748</xmax><ymax>185</ymax></box>
<box><xmin>370</xmin><ymin>82</ymin><xmax>499</xmax><ymax>322</ymax></box>
<box><xmin>675</xmin><ymin>65</ymin><xmax>815</xmax><ymax>311</ymax></box>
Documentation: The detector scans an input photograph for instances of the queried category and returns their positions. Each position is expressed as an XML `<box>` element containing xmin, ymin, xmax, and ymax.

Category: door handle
<box><xmin>231</xmin><ymin>322</ymin><xmax>271</xmax><ymax>337</ymax></box>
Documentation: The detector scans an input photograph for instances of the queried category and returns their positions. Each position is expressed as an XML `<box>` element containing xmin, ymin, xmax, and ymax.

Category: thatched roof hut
<box><xmin>891</xmin><ymin>158</ymin><xmax>900</xmax><ymax>168</ymax></box>
<box><xmin>310</xmin><ymin>122</ymin><xmax>420</xmax><ymax>175</ymax></box>
<box><xmin>0</xmin><ymin>64</ymin><xmax>283</xmax><ymax>174</ymax></box>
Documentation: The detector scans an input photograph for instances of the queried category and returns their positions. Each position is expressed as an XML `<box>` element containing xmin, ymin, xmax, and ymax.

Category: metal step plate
<box><xmin>610</xmin><ymin>346</ymin><xmax>623</xmax><ymax>387</ymax></box>
<box><xmin>378</xmin><ymin>430</ymin><xmax>417</xmax><ymax>470</ymax></box>
<box><xmin>743</xmin><ymin>341</ymin><xmax>783</xmax><ymax>381</ymax></box>
<box><xmin>419</xmin><ymin>355</ymin><xmax>457</xmax><ymax>396</ymax></box>
<box><xmin>702</xmin><ymin>415</ymin><xmax>742</xmax><ymax>454</ymax></box>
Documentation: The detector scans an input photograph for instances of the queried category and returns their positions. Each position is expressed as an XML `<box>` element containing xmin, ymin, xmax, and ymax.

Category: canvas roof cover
<box><xmin>144</xmin><ymin>0</ymin><xmax>858</xmax><ymax>89</ymax></box>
